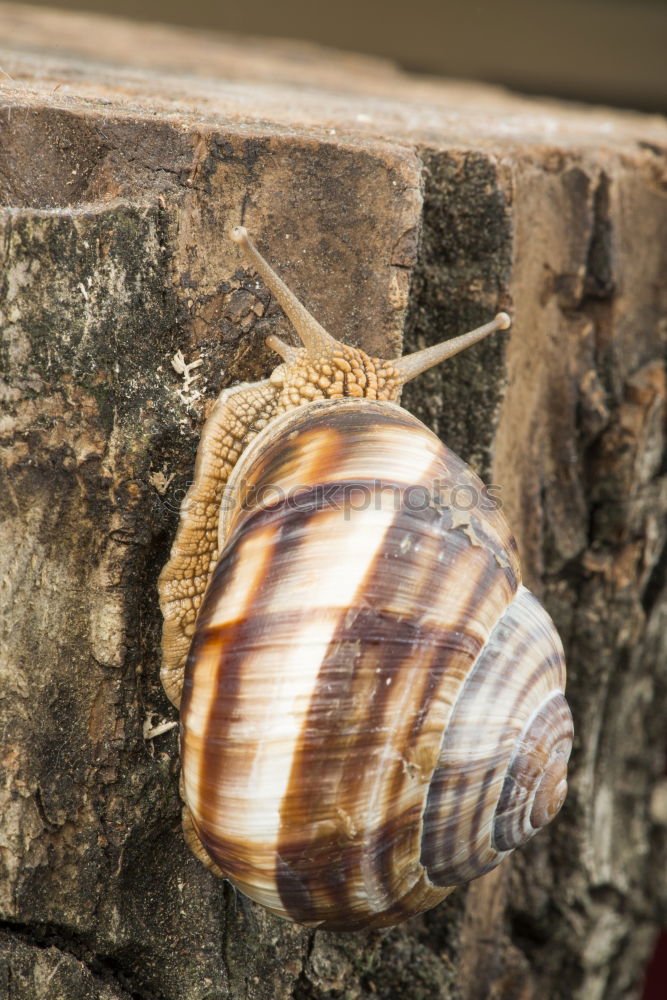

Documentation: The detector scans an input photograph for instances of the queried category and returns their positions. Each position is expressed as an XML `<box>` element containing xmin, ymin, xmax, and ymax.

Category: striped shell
<box><xmin>180</xmin><ymin>397</ymin><xmax>573</xmax><ymax>931</ymax></box>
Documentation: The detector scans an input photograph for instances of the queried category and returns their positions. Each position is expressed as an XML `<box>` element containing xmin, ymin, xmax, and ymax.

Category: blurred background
<box><xmin>14</xmin><ymin>0</ymin><xmax>667</xmax><ymax>113</ymax></box>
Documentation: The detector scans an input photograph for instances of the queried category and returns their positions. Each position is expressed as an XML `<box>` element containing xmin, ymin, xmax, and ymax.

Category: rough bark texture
<box><xmin>1</xmin><ymin>6</ymin><xmax>667</xmax><ymax>999</ymax></box>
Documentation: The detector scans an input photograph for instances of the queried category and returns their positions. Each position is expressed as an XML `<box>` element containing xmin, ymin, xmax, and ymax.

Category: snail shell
<box><xmin>159</xmin><ymin>227</ymin><xmax>573</xmax><ymax>931</ymax></box>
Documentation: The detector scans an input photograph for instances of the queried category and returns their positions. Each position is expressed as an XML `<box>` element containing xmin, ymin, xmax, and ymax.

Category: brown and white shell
<box><xmin>158</xmin><ymin>227</ymin><xmax>573</xmax><ymax>932</ymax></box>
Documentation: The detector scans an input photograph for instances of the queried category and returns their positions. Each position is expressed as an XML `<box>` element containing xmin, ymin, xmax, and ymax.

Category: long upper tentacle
<box><xmin>232</xmin><ymin>227</ymin><xmax>337</xmax><ymax>356</ymax></box>
<box><xmin>392</xmin><ymin>312</ymin><xmax>511</xmax><ymax>384</ymax></box>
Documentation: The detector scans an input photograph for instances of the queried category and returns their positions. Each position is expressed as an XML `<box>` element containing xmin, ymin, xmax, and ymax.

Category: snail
<box><xmin>158</xmin><ymin>226</ymin><xmax>573</xmax><ymax>931</ymax></box>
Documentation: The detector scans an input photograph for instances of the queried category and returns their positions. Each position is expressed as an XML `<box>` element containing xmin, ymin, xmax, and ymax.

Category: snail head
<box><xmin>231</xmin><ymin>226</ymin><xmax>511</xmax><ymax>403</ymax></box>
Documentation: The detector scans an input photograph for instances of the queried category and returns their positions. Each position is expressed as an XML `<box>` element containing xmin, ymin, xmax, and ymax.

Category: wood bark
<box><xmin>1</xmin><ymin>6</ymin><xmax>667</xmax><ymax>999</ymax></box>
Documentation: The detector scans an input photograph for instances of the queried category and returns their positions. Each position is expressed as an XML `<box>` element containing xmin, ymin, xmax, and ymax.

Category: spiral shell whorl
<box><xmin>421</xmin><ymin>586</ymin><xmax>572</xmax><ymax>887</ymax></box>
<box><xmin>493</xmin><ymin>689</ymin><xmax>572</xmax><ymax>851</ymax></box>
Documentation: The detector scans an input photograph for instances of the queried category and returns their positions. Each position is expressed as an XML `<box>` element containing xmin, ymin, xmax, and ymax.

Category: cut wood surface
<box><xmin>1</xmin><ymin>5</ymin><xmax>667</xmax><ymax>999</ymax></box>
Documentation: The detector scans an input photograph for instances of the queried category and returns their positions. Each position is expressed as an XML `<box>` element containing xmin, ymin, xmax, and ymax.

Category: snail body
<box><xmin>158</xmin><ymin>227</ymin><xmax>573</xmax><ymax>931</ymax></box>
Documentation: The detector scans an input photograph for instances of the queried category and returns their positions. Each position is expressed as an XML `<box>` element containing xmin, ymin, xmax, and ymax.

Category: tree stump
<box><xmin>1</xmin><ymin>5</ymin><xmax>667</xmax><ymax>999</ymax></box>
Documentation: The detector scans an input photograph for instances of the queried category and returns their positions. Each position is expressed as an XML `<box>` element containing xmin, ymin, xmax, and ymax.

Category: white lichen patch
<box><xmin>171</xmin><ymin>350</ymin><xmax>203</xmax><ymax>404</ymax></box>
<box><xmin>4</xmin><ymin>251</ymin><xmax>41</xmax><ymax>308</ymax></box>
<box><xmin>148</xmin><ymin>467</ymin><xmax>176</xmax><ymax>495</ymax></box>
<box><xmin>143</xmin><ymin>713</ymin><xmax>178</xmax><ymax>740</ymax></box>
